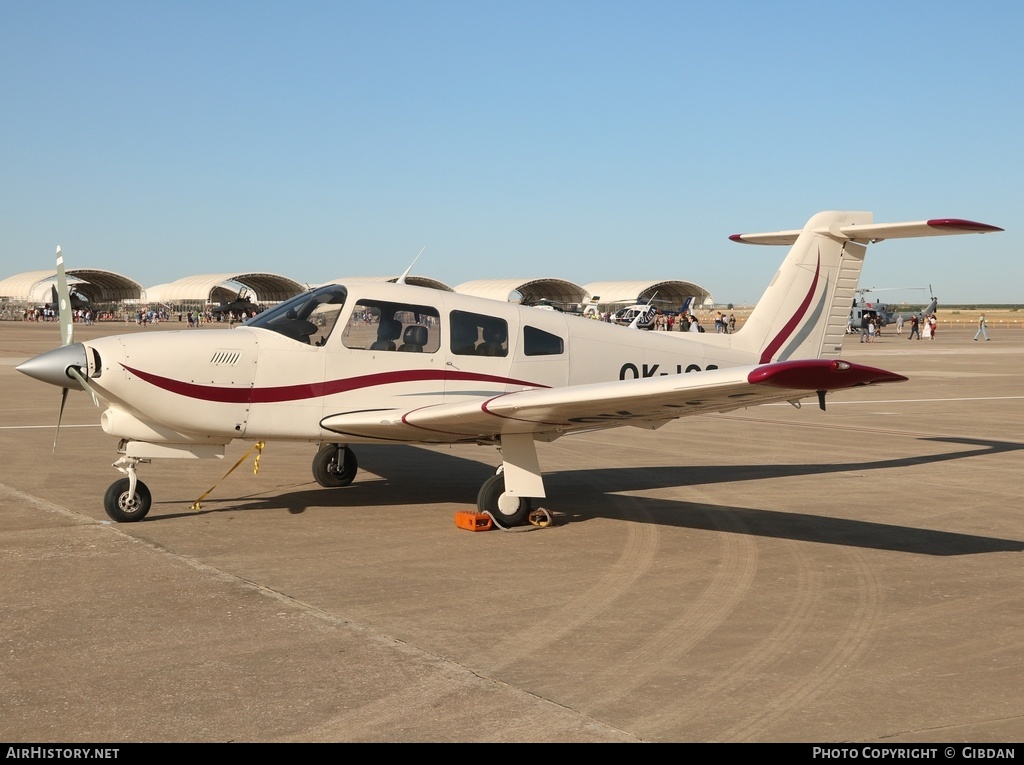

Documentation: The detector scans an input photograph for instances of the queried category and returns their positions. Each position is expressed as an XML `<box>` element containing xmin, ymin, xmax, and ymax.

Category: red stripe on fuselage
<box><xmin>121</xmin><ymin>364</ymin><xmax>546</xmax><ymax>403</ymax></box>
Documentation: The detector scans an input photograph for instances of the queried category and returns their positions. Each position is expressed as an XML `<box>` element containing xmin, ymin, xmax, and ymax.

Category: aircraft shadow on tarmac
<box><xmin>153</xmin><ymin>436</ymin><xmax>1024</xmax><ymax>556</ymax></box>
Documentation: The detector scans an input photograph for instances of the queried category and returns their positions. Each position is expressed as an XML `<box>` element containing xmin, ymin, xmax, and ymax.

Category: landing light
<box><xmin>833</xmin><ymin>361</ymin><xmax>851</xmax><ymax>371</ymax></box>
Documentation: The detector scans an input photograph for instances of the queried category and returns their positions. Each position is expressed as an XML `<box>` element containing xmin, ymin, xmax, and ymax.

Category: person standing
<box><xmin>908</xmin><ymin>314</ymin><xmax>920</xmax><ymax>340</ymax></box>
<box><xmin>974</xmin><ymin>313</ymin><xmax>990</xmax><ymax>341</ymax></box>
<box><xmin>895</xmin><ymin>313</ymin><xmax>904</xmax><ymax>335</ymax></box>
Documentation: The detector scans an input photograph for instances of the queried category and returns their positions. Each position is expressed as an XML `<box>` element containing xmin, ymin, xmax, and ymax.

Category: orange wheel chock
<box><xmin>455</xmin><ymin>511</ymin><xmax>493</xmax><ymax>531</ymax></box>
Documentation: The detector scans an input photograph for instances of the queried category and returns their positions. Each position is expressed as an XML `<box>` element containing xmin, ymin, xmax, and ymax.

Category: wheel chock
<box><xmin>455</xmin><ymin>511</ymin><xmax>493</xmax><ymax>531</ymax></box>
<box><xmin>528</xmin><ymin>508</ymin><xmax>553</xmax><ymax>527</ymax></box>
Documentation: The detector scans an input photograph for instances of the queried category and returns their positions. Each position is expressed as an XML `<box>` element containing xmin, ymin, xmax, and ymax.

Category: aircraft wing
<box><xmin>320</xmin><ymin>359</ymin><xmax>906</xmax><ymax>443</ymax></box>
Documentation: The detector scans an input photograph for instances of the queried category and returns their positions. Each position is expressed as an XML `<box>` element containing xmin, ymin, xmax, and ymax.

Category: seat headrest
<box><xmin>378</xmin><ymin>318</ymin><xmax>403</xmax><ymax>340</ymax></box>
<box><xmin>403</xmin><ymin>325</ymin><xmax>428</xmax><ymax>346</ymax></box>
<box><xmin>483</xmin><ymin>324</ymin><xmax>507</xmax><ymax>344</ymax></box>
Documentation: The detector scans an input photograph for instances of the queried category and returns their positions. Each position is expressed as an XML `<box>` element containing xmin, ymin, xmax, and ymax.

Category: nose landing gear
<box><xmin>104</xmin><ymin>456</ymin><xmax>152</xmax><ymax>522</ymax></box>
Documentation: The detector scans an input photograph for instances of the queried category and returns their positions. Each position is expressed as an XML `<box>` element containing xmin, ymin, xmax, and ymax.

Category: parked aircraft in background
<box><xmin>17</xmin><ymin>212</ymin><xmax>1002</xmax><ymax>527</ymax></box>
<box><xmin>210</xmin><ymin>288</ymin><xmax>257</xmax><ymax>317</ymax></box>
<box><xmin>846</xmin><ymin>286</ymin><xmax>938</xmax><ymax>334</ymax></box>
<box><xmin>47</xmin><ymin>283</ymin><xmax>89</xmax><ymax>313</ymax></box>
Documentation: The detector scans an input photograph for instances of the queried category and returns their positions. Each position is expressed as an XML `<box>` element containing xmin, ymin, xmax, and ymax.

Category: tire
<box><xmin>312</xmin><ymin>444</ymin><xmax>358</xmax><ymax>487</ymax></box>
<box><xmin>103</xmin><ymin>478</ymin><xmax>152</xmax><ymax>523</ymax></box>
<box><xmin>476</xmin><ymin>472</ymin><xmax>532</xmax><ymax>527</ymax></box>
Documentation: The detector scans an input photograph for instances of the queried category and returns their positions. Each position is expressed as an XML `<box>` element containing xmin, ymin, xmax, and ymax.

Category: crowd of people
<box><xmin>899</xmin><ymin>312</ymin><xmax>940</xmax><ymax>340</ymax></box>
<box><xmin>859</xmin><ymin>311</ymin><xmax>942</xmax><ymax>342</ymax></box>
<box><xmin>646</xmin><ymin>310</ymin><xmax>736</xmax><ymax>333</ymax></box>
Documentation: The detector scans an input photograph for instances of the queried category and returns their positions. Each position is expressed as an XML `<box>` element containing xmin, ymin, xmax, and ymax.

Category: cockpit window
<box><xmin>342</xmin><ymin>299</ymin><xmax>441</xmax><ymax>353</ymax></box>
<box><xmin>246</xmin><ymin>285</ymin><xmax>347</xmax><ymax>346</ymax></box>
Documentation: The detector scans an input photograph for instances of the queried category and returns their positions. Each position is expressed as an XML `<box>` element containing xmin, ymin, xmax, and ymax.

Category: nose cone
<box><xmin>16</xmin><ymin>343</ymin><xmax>89</xmax><ymax>389</ymax></box>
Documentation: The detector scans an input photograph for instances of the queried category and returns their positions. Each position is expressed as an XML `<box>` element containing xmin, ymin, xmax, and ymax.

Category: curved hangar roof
<box><xmin>0</xmin><ymin>269</ymin><xmax>143</xmax><ymax>303</ymax></box>
<box><xmin>322</xmin><ymin>275</ymin><xmax>454</xmax><ymax>292</ymax></box>
<box><xmin>454</xmin><ymin>278</ymin><xmax>588</xmax><ymax>306</ymax></box>
<box><xmin>582</xmin><ymin>280</ymin><xmax>711</xmax><ymax>309</ymax></box>
<box><xmin>144</xmin><ymin>273</ymin><xmax>305</xmax><ymax>303</ymax></box>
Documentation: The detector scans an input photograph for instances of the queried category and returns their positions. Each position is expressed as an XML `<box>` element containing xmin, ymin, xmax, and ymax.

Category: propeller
<box><xmin>51</xmin><ymin>246</ymin><xmax>98</xmax><ymax>450</ymax></box>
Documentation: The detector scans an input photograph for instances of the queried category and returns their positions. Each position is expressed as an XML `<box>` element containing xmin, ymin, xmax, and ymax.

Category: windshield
<box><xmin>246</xmin><ymin>285</ymin><xmax>347</xmax><ymax>345</ymax></box>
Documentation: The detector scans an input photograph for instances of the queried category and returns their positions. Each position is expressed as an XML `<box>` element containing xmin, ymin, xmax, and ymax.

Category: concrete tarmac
<box><xmin>1</xmin><ymin>319</ymin><xmax>1022</xmax><ymax>743</ymax></box>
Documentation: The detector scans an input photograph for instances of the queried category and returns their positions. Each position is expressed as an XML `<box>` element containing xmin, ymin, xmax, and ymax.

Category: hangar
<box><xmin>0</xmin><ymin>268</ymin><xmax>143</xmax><ymax>306</ymax></box>
<box><xmin>322</xmin><ymin>275</ymin><xmax>454</xmax><ymax>292</ymax></box>
<box><xmin>454</xmin><ymin>278</ymin><xmax>588</xmax><ymax>308</ymax></box>
<box><xmin>581</xmin><ymin>280</ymin><xmax>711</xmax><ymax>312</ymax></box>
<box><xmin>143</xmin><ymin>273</ymin><xmax>306</xmax><ymax>306</ymax></box>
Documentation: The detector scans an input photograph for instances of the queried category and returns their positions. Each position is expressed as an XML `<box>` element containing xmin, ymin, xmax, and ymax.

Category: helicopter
<box><xmin>846</xmin><ymin>286</ymin><xmax>936</xmax><ymax>334</ymax></box>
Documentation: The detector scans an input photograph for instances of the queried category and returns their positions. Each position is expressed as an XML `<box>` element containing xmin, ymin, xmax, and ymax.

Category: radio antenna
<box><xmin>396</xmin><ymin>246</ymin><xmax>426</xmax><ymax>285</ymax></box>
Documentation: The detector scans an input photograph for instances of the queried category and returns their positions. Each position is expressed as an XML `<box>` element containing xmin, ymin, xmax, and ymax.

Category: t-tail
<box><xmin>727</xmin><ymin>211</ymin><xmax>1002</xmax><ymax>363</ymax></box>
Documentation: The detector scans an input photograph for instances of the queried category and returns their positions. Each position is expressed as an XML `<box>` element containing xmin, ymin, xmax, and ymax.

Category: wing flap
<box><xmin>320</xmin><ymin>359</ymin><xmax>905</xmax><ymax>443</ymax></box>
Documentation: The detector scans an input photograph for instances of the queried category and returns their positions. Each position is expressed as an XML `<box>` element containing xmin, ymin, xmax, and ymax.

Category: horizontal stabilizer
<box><xmin>730</xmin><ymin>218</ymin><xmax>1003</xmax><ymax>246</ymax></box>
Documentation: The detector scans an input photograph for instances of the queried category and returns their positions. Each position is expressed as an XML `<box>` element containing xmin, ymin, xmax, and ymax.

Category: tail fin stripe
<box><xmin>758</xmin><ymin>252</ymin><xmax>820</xmax><ymax>364</ymax></box>
<box><xmin>776</xmin><ymin>274</ymin><xmax>830</xmax><ymax>362</ymax></box>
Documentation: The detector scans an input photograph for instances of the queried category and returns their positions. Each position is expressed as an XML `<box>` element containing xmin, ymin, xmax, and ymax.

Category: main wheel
<box><xmin>103</xmin><ymin>478</ymin><xmax>152</xmax><ymax>523</ymax></box>
<box><xmin>312</xmin><ymin>444</ymin><xmax>358</xmax><ymax>487</ymax></box>
<box><xmin>477</xmin><ymin>472</ymin><xmax>532</xmax><ymax>527</ymax></box>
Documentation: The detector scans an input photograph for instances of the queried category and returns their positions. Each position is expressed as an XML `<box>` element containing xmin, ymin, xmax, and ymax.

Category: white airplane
<box><xmin>17</xmin><ymin>211</ymin><xmax>1002</xmax><ymax>526</ymax></box>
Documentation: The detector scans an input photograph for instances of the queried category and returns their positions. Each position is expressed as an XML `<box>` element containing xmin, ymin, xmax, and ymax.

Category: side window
<box><xmin>450</xmin><ymin>311</ymin><xmax>508</xmax><ymax>357</ymax></box>
<box><xmin>523</xmin><ymin>325</ymin><xmax>564</xmax><ymax>356</ymax></box>
<box><xmin>342</xmin><ymin>300</ymin><xmax>441</xmax><ymax>353</ymax></box>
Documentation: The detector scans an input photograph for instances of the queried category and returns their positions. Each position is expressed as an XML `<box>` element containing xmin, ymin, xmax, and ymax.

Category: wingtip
<box><xmin>926</xmin><ymin>219</ymin><xmax>1004</xmax><ymax>234</ymax></box>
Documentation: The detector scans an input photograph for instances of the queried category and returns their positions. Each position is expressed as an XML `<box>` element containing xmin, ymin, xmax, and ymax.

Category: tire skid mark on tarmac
<box><xmin>636</xmin><ymin>539</ymin><xmax>820</xmax><ymax>739</ymax></box>
<box><xmin>719</xmin><ymin>413</ymin><xmax>1024</xmax><ymax>444</ymax></box>
<box><xmin>720</xmin><ymin>547</ymin><xmax>883</xmax><ymax>741</ymax></box>
<box><xmin>583</xmin><ymin>479</ymin><xmax>761</xmax><ymax>716</ymax></box>
<box><xmin>483</xmin><ymin>478</ymin><xmax>660</xmax><ymax>675</ymax></box>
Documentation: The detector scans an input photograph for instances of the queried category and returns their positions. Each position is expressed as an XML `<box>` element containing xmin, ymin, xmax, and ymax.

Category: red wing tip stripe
<box><xmin>748</xmin><ymin>359</ymin><xmax>908</xmax><ymax>390</ymax></box>
<box><xmin>926</xmin><ymin>218</ymin><xmax>1004</xmax><ymax>233</ymax></box>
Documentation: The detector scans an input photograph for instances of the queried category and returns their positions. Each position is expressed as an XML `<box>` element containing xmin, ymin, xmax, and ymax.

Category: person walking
<box><xmin>908</xmin><ymin>314</ymin><xmax>920</xmax><ymax>340</ymax></box>
<box><xmin>974</xmin><ymin>313</ymin><xmax>990</xmax><ymax>341</ymax></box>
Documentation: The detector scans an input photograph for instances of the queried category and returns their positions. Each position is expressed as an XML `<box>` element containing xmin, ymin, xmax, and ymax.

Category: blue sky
<box><xmin>2</xmin><ymin>1</ymin><xmax>1020</xmax><ymax>304</ymax></box>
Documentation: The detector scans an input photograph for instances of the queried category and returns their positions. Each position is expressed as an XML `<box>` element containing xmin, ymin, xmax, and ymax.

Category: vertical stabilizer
<box><xmin>731</xmin><ymin>211</ymin><xmax>871</xmax><ymax>362</ymax></box>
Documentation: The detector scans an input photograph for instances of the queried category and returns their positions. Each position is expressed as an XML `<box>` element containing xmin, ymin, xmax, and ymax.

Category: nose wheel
<box><xmin>103</xmin><ymin>478</ymin><xmax>152</xmax><ymax>522</ymax></box>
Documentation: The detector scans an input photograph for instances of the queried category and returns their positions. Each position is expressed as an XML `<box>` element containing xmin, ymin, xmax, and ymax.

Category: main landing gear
<box><xmin>477</xmin><ymin>470</ymin><xmax>532</xmax><ymax>527</ymax></box>
<box><xmin>312</xmin><ymin>443</ymin><xmax>359</xmax><ymax>487</ymax></box>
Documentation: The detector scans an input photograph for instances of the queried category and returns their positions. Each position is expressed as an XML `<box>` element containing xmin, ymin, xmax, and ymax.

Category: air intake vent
<box><xmin>210</xmin><ymin>350</ymin><xmax>242</xmax><ymax>366</ymax></box>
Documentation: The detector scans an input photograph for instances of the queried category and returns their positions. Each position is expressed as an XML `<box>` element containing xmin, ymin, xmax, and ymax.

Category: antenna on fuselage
<box><xmin>396</xmin><ymin>246</ymin><xmax>426</xmax><ymax>285</ymax></box>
